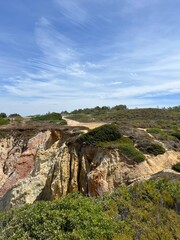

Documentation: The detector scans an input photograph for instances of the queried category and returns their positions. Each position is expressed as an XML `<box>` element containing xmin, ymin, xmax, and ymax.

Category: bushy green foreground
<box><xmin>1</xmin><ymin>179</ymin><xmax>180</xmax><ymax>240</ymax></box>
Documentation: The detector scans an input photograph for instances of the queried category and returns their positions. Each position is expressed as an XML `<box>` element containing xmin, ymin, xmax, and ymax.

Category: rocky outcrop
<box><xmin>0</xmin><ymin>131</ymin><xmax>51</xmax><ymax>196</ymax></box>
<box><xmin>0</xmin><ymin>129</ymin><xmax>180</xmax><ymax>210</ymax></box>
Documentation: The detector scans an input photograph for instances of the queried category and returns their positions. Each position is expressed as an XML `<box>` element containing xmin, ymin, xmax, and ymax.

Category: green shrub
<box><xmin>32</xmin><ymin>112</ymin><xmax>62</xmax><ymax>122</ymax></box>
<box><xmin>58</xmin><ymin>119</ymin><xmax>67</xmax><ymax>125</ymax></box>
<box><xmin>0</xmin><ymin>118</ymin><xmax>9</xmax><ymax>125</ymax></box>
<box><xmin>147</xmin><ymin>128</ymin><xmax>164</xmax><ymax>135</ymax></box>
<box><xmin>67</xmin><ymin>113</ymin><xmax>93</xmax><ymax>122</ymax></box>
<box><xmin>119</xmin><ymin>143</ymin><xmax>145</xmax><ymax>163</ymax></box>
<box><xmin>77</xmin><ymin>124</ymin><xmax>122</xmax><ymax>145</ymax></box>
<box><xmin>137</xmin><ymin>141</ymin><xmax>166</xmax><ymax>156</ymax></box>
<box><xmin>171</xmin><ymin>131</ymin><xmax>180</xmax><ymax>140</ymax></box>
<box><xmin>146</xmin><ymin>143</ymin><xmax>165</xmax><ymax>156</ymax></box>
<box><xmin>97</xmin><ymin>136</ymin><xmax>145</xmax><ymax>163</ymax></box>
<box><xmin>172</xmin><ymin>162</ymin><xmax>180</xmax><ymax>172</ymax></box>
<box><xmin>0</xmin><ymin>193</ymin><xmax>116</xmax><ymax>240</ymax></box>
<box><xmin>0</xmin><ymin>112</ymin><xmax>7</xmax><ymax>118</ymax></box>
<box><xmin>0</xmin><ymin>180</ymin><xmax>180</xmax><ymax>240</ymax></box>
<box><xmin>8</xmin><ymin>113</ymin><xmax>22</xmax><ymax>118</ymax></box>
<box><xmin>97</xmin><ymin>136</ymin><xmax>133</xmax><ymax>148</ymax></box>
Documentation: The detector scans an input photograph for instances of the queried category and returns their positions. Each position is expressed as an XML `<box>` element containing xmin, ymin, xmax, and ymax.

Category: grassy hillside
<box><xmin>0</xmin><ymin>179</ymin><xmax>180</xmax><ymax>240</ymax></box>
<box><xmin>67</xmin><ymin>105</ymin><xmax>180</xmax><ymax>127</ymax></box>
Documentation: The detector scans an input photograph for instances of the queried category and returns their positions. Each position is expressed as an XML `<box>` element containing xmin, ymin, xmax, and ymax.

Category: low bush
<box><xmin>79</xmin><ymin>127</ymin><xmax>145</xmax><ymax>163</ymax></box>
<box><xmin>0</xmin><ymin>118</ymin><xmax>9</xmax><ymax>125</ymax></box>
<box><xmin>137</xmin><ymin>141</ymin><xmax>166</xmax><ymax>156</ymax></box>
<box><xmin>147</xmin><ymin>128</ymin><xmax>163</xmax><ymax>134</ymax></box>
<box><xmin>0</xmin><ymin>112</ymin><xmax>7</xmax><ymax>118</ymax></box>
<box><xmin>8</xmin><ymin>113</ymin><xmax>22</xmax><ymax>118</ymax></box>
<box><xmin>77</xmin><ymin>124</ymin><xmax>122</xmax><ymax>145</ymax></box>
<box><xmin>0</xmin><ymin>180</ymin><xmax>180</xmax><ymax>240</ymax></box>
<box><xmin>32</xmin><ymin>112</ymin><xmax>62</xmax><ymax>122</ymax></box>
<box><xmin>98</xmin><ymin>136</ymin><xmax>145</xmax><ymax>163</ymax></box>
<box><xmin>146</xmin><ymin>143</ymin><xmax>165</xmax><ymax>156</ymax></box>
<box><xmin>171</xmin><ymin>131</ymin><xmax>180</xmax><ymax>140</ymax></box>
<box><xmin>172</xmin><ymin>162</ymin><xmax>180</xmax><ymax>172</ymax></box>
<box><xmin>97</xmin><ymin>136</ymin><xmax>132</xmax><ymax>148</ymax></box>
<box><xmin>147</xmin><ymin>128</ymin><xmax>164</xmax><ymax>135</ymax></box>
<box><xmin>119</xmin><ymin>143</ymin><xmax>145</xmax><ymax>163</ymax></box>
<box><xmin>0</xmin><ymin>193</ymin><xmax>116</xmax><ymax>240</ymax></box>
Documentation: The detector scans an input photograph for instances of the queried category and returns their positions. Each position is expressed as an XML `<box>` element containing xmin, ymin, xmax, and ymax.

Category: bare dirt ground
<box><xmin>62</xmin><ymin>116</ymin><xmax>106</xmax><ymax>129</ymax></box>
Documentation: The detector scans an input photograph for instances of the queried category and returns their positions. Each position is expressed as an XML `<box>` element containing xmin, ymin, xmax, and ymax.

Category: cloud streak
<box><xmin>54</xmin><ymin>0</ymin><xmax>89</xmax><ymax>26</ymax></box>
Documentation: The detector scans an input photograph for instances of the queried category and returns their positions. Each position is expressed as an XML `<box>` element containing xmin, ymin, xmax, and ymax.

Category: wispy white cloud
<box><xmin>109</xmin><ymin>81</ymin><xmax>180</xmax><ymax>99</ymax></box>
<box><xmin>35</xmin><ymin>19</ymin><xmax>77</xmax><ymax>64</ymax></box>
<box><xmin>54</xmin><ymin>0</ymin><xmax>89</xmax><ymax>25</ymax></box>
<box><xmin>2</xmin><ymin>20</ymin><xmax>180</xmax><ymax>112</ymax></box>
<box><xmin>107</xmin><ymin>81</ymin><xmax>122</xmax><ymax>86</ymax></box>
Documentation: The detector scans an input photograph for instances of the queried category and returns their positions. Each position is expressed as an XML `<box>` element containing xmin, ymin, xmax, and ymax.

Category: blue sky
<box><xmin>0</xmin><ymin>0</ymin><xmax>180</xmax><ymax>115</ymax></box>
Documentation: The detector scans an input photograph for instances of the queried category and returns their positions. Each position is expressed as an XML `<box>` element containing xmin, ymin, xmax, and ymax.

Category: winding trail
<box><xmin>62</xmin><ymin>116</ymin><xmax>106</xmax><ymax>129</ymax></box>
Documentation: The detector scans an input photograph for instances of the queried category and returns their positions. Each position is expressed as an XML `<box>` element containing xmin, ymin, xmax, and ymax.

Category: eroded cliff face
<box><xmin>0</xmin><ymin>129</ymin><xmax>179</xmax><ymax>210</ymax></box>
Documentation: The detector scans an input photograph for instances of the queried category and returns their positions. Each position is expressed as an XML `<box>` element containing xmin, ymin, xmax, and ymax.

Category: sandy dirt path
<box><xmin>62</xmin><ymin>116</ymin><xmax>106</xmax><ymax>129</ymax></box>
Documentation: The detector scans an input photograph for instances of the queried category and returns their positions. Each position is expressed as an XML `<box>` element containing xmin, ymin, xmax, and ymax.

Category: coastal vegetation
<box><xmin>77</xmin><ymin>124</ymin><xmax>122</xmax><ymax>145</ymax></box>
<box><xmin>66</xmin><ymin>105</ymin><xmax>180</xmax><ymax>126</ymax></box>
<box><xmin>76</xmin><ymin>124</ymin><xmax>145</xmax><ymax>163</ymax></box>
<box><xmin>31</xmin><ymin>112</ymin><xmax>63</xmax><ymax>121</ymax></box>
<box><xmin>0</xmin><ymin>106</ymin><xmax>179</xmax><ymax>239</ymax></box>
<box><xmin>172</xmin><ymin>162</ymin><xmax>180</xmax><ymax>172</ymax></box>
<box><xmin>31</xmin><ymin>112</ymin><xmax>67</xmax><ymax>125</ymax></box>
<box><xmin>0</xmin><ymin>118</ymin><xmax>9</xmax><ymax>125</ymax></box>
<box><xmin>0</xmin><ymin>179</ymin><xmax>179</xmax><ymax>240</ymax></box>
<box><xmin>68</xmin><ymin>105</ymin><xmax>180</xmax><ymax>152</ymax></box>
